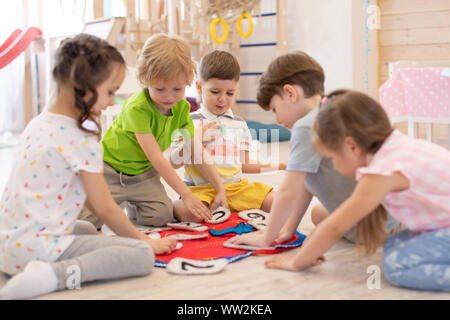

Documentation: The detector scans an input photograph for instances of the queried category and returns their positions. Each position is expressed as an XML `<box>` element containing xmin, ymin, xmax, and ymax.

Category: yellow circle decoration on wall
<box><xmin>210</xmin><ymin>17</ymin><xmax>229</xmax><ymax>43</ymax></box>
<box><xmin>237</xmin><ymin>13</ymin><xmax>254</xmax><ymax>38</ymax></box>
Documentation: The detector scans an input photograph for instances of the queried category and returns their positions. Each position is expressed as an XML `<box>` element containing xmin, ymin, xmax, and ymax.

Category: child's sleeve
<box><xmin>240</xmin><ymin>121</ymin><xmax>253</xmax><ymax>151</ymax></box>
<box><xmin>181</xmin><ymin>109</ymin><xmax>195</xmax><ymax>139</ymax></box>
<box><xmin>120</xmin><ymin>105</ymin><xmax>153</xmax><ymax>134</ymax></box>
<box><xmin>356</xmin><ymin>155</ymin><xmax>410</xmax><ymax>182</ymax></box>
<box><xmin>169</xmin><ymin>104</ymin><xmax>195</xmax><ymax>152</ymax></box>
<box><xmin>58</xmin><ymin>133</ymin><xmax>104</xmax><ymax>174</ymax></box>
<box><xmin>286</xmin><ymin>125</ymin><xmax>321</xmax><ymax>173</ymax></box>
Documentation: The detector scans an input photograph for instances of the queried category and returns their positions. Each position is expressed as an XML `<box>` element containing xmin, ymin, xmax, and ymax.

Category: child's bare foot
<box><xmin>146</xmin><ymin>237</ymin><xmax>178</xmax><ymax>255</ymax></box>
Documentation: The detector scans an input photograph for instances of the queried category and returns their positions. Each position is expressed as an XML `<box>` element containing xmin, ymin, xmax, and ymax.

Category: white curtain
<box><xmin>0</xmin><ymin>1</ymin><xmax>25</xmax><ymax>134</ymax></box>
<box><xmin>0</xmin><ymin>0</ymin><xmax>129</xmax><ymax>135</ymax></box>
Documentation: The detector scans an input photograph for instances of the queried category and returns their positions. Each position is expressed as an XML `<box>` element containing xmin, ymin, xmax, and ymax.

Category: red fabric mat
<box><xmin>154</xmin><ymin>213</ymin><xmax>305</xmax><ymax>267</ymax></box>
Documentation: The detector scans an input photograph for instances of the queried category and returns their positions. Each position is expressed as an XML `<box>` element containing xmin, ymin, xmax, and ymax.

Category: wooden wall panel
<box><xmin>381</xmin><ymin>10</ymin><xmax>450</xmax><ymax>30</ymax></box>
<box><xmin>379</xmin><ymin>0</ymin><xmax>450</xmax><ymax>14</ymax></box>
<box><xmin>380</xmin><ymin>27</ymin><xmax>450</xmax><ymax>46</ymax></box>
<box><xmin>379</xmin><ymin>1</ymin><xmax>450</xmax><ymax>86</ymax></box>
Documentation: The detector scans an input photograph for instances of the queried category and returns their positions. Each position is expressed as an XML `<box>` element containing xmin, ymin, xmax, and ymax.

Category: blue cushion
<box><xmin>246</xmin><ymin>121</ymin><xmax>291</xmax><ymax>142</ymax></box>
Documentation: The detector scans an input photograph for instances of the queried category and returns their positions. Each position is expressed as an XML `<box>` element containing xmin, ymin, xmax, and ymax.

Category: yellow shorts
<box><xmin>189</xmin><ymin>178</ymin><xmax>273</xmax><ymax>212</ymax></box>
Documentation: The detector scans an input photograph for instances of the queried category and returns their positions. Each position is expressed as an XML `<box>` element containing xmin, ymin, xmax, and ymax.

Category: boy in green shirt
<box><xmin>80</xmin><ymin>34</ymin><xmax>227</xmax><ymax>229</ymax></box>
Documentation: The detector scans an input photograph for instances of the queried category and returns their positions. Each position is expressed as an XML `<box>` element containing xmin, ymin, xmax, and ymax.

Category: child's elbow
<box><xmin>93</xmin><ymin>200</ymin><xmax>119</xmax><ymax>222</ymax></box>
<box><xmin>325</xmin><ymin>219</ymin><xmax>350</xmax><ymax>241</ymax></box>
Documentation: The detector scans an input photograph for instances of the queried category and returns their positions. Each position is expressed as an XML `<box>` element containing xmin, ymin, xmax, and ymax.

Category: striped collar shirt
<box><xmin>184</xmin><ymin>105</ymin><xmax>252</xmax><ymax>186</ymax></box>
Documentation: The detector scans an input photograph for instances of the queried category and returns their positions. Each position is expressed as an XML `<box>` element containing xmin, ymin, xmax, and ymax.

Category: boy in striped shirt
<box><xmin>172</xmin><ymin>51</ymin><xmax>285</xmax><ymax>221</ymax></box>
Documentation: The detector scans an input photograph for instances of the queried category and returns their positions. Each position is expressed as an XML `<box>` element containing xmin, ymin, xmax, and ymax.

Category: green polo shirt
<box><xmin>102</xmin><ymin>89</ymin><xmax>195</xmax><ymax>175</ymax></box>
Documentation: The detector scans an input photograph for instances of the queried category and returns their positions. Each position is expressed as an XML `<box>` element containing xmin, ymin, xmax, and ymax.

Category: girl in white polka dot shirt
<box><xmin>0</xmin><ymin>34</ymin><xmax>177</xmax><ymax>299</ymax></box>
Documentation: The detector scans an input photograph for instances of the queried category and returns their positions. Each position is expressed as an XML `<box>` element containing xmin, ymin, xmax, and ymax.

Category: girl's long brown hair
<box><xmin>52</xmin><ymin>33</ymin><xmax>125</xmax><ymax>139</ymax></box>
<box><xmin>313</xmin><ymin>89</ymin><xmax>394</xmax><ymax>254</ymax></box>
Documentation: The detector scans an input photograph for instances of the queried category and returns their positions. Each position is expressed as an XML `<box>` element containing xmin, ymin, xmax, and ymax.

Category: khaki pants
<box><xmin>78</xmin><ymin>162</ymin><xmax>173</xmax><ymax>229</ymax></box>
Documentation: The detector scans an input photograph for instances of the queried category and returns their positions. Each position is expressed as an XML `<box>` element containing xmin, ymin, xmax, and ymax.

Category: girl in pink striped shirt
<box><xmin>264</xmin><ymin>89</ymin><xmax>450</xmax><ymax>292</ymax></box>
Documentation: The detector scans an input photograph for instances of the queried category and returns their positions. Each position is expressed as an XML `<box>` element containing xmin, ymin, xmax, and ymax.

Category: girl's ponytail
<box><xmin>356</xmin><ymin>205</ymin><xmax>388</xmax><ymax>255</ymax></box>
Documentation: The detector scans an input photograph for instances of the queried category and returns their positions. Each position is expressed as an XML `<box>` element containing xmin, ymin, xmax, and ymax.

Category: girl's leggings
<box><xmin>50</xmin><ymin>220</ymin><xmax>154</xmax><ymax>291</ymax></box>
<box><xmin>382</xmin><ymin>228</ymin><xmax>450</xmax><ymax>291</ymax></box>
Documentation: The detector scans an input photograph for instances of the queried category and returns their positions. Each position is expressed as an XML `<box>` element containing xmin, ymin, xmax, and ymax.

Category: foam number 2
<box><xmin>206</xmin><ymin>206</ymin><xmax>231</xmax><ymax>224</ymax></box>
<box><xmin>66</xmin><ymin>265</ymin><xmax>81</xmax><ymax>290</ymax></box>
<box><xmin>181</xmin><ymin>261</ymin><xmax>214</xmax><ymax>271</ymax></box>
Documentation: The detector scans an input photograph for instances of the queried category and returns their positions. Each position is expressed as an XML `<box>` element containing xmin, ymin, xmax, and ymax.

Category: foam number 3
<box><xmin>166</xmin><ymin>258</ymin><xmax>229</xmax><ymax>275</ymax></box>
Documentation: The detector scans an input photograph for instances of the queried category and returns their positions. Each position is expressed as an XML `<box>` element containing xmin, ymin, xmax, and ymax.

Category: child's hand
<box><xmin>146</xmin><ymin>237</ymin><xmax>178</xmax><ymax>255</ymax></box>
<box><xmin>275</xmin><ymin>228</ymin><xmax>294</xmax><ymax>244</ymax></box>
<box><xmin>264</xmin><ymin>254</ymin><xmax>326</xmax><ymax>271</ymax></box>
<box><xmin>182</xmin><ymin>192</ymin><xmax>212</xmax><ymax>221</ymax></box>
<box><xmin>278</xmin><ymin>162</ymin><xmax>287</xmax><ymax>170</ymax></box>
<box><xmin>210</xmin><ymin>190</ymin><xmax>229</xmax><ymax>212</ymax></box>
<box><xmin>226</xmin><ymin>230</ymin><xmax>270</xmax><ymax>248</ymax></box>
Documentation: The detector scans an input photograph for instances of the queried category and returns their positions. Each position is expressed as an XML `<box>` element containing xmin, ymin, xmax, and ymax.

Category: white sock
<box><xmin>0</xmin><ymin>261</ymin><xmax>58</xmax><ymax>300</ymax></box>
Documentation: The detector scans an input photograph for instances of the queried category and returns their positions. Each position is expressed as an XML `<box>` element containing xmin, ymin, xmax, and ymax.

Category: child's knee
<box><xmin>260</xmin><ymin>191</ymin><xmax>274</xmax><ymax>212</ymax></box>
<box><xmin>381</xmin><ymin>248</ymin><xmax>408</xmax><ymax>286</ymax></box>
<box><xmin>73</xmin><ymin>220</ymin><xmax>98</xmax><ymax>235</ymax></box>
<box><xmin>135</xmin><ymin>241</ymin><xmax>155</xmax><ymax>275</ymax></box>
<box><xmin>77</xmin><ymin>207</ymin><xmax>103</xmax><ymax>231</ymax></box>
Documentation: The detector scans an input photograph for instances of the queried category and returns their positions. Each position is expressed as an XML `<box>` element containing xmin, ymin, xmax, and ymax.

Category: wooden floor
<box><xmin>0</xmin><ymin>142</ymin><xmax>449</xmax><ymax>300</ymax></box>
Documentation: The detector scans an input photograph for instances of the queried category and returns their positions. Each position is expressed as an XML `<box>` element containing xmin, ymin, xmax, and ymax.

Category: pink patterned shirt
<box><xmin>356</xmin><ymin>130</ymin><xmax>450</xmax><ymax>232</ymax></box>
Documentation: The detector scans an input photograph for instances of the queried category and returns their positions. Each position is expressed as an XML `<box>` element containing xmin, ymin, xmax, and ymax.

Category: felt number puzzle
<box><xmin>152</xmin><ymin>212</ymin><xmax>306</xmax><ymax>269</ymax></box>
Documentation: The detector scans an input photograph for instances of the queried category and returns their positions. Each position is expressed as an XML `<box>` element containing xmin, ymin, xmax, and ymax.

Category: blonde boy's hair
<box><xmin>136</xmin><ymin>33</ymin><xmax>197</xmax><ymax>87</ymax></box>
